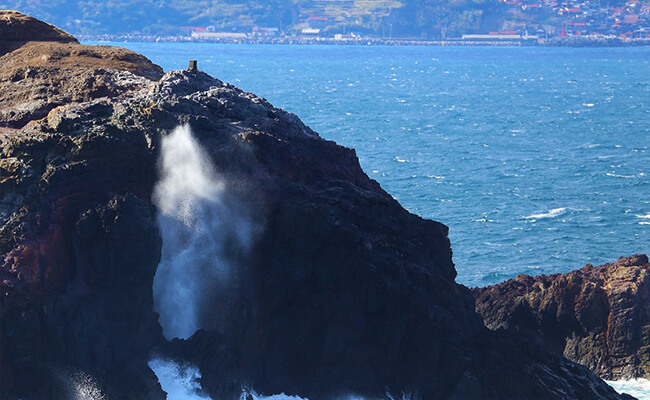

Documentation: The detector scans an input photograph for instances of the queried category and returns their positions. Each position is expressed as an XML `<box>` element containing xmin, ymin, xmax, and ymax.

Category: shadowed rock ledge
<box><xmin>475</xmin><ymin>255</ymin><xmax>650</xmax><ymax>381</ymax></box>
<box><xmin>0</xmin><ymin>11</ymin><xmax>638</xmax><ymax>400</ymax></box>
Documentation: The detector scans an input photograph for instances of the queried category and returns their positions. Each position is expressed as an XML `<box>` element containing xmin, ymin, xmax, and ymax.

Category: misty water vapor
<box><xmin>152</xmin><ymin>125</ymin><xmax>252</xmax><ymax>340</ymax></box>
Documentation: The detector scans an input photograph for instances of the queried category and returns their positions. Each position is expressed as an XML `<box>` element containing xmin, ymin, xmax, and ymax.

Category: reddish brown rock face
<box><xmin>475</xmin><ymin>254</ymin><xmax>650</xmax><ymax>380</ymax></box>
<box><xmin>0</xmin><ymin>10</ymin><xmax>78</xmax><ymax>56</ymax></box>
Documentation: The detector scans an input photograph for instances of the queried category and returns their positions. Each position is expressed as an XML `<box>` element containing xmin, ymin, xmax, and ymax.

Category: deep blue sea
<box><xmin>92</xmin><ymin>42</ymin><xmax>650</xmax><ymax>288</ymax></box>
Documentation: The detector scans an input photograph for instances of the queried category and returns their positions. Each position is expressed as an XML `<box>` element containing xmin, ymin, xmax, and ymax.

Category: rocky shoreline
<box><xmin>0</xmin><ymin>11</ymin><xmax>647</xmax><ymax>400</ymax></box>
<box><xmin>475</xmin><ymin>254</ymin><xmax>650</xmax><ymax>382</ymax></box>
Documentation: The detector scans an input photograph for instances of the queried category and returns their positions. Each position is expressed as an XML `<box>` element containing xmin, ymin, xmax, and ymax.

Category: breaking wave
<box><xmin>149</xmin><ymin>358</ymin><xmax>417</xmax><ymax>400</ymax></box>
<box><xmin>148</xmin><ymin>359</ymin><xmax>307</xmax><ymax>400</ymax></box>
<box><xmin>607</xmin><ymin>379</ymin><xmax>650</xmax><ymax>400</ymax></box>
<box><xmin>522</xmin><ymin>207</ymin><xmax>567</xmax><ymax>220</ymax></box>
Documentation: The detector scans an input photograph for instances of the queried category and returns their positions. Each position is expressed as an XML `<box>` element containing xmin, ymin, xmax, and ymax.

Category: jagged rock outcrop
<box><xmin>0</xmin><ymin>12</ymin><xmax>636</xmax><ymax>400</ymax></box>
<box><xmin>475</xmin><ymin>255</ymin><xmax>650</xmax><ymax>381</ymax></box>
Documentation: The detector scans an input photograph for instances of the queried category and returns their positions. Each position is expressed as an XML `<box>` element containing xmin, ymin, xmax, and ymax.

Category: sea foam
<box><xmin>149</xmin><ymin>358</ymin><xmax>416</xmax><ymax>400</ymax></box>
<box><xmin>607</xmin><ymin>379</ymin><xmax>650</xmax><ymax>400</ymax></box>
<box><xmin>522</xmin><ymin>207</ymin><xmax>567</xmax><ymax>220</ymax></box>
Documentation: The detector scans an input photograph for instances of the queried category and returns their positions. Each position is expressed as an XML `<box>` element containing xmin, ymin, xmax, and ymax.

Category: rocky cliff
<box><xmin>0</xmin><ymin>10</ymin><xmax>163</xmax><ymax>129</ymax></box>
<box><xmin>0</xmin><ymin>11</ymin><xmax>637</xmax><ymax>400</ymax></box>
<box><xmin>475</xmin><ymin>255</ymin><xmax>650</xmax><ymax>381</ymax></box>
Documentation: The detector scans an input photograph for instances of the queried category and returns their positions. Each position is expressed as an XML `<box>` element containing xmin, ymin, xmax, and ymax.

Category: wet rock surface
<box><xmin>0</xmin><ymin>12</ymin><xmax>637</xmax><ymax>400</ymax></box>
<box><xmin>475</xmin><ymin>255</ymin><xmax>650</xmax><ymax>381</ymax></box>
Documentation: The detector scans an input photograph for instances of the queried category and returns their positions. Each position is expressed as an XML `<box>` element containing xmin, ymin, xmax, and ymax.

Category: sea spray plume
<box><xmin>61</xmin><ymin>368</ymin><xmax>105</xmax><ymax>400</ymax></box>
<box><xmin>148</xmin><ymin>359</ymin><xmax>212</xmax><ymax>400</ymax></box>
<box><xmin>153</xmin><ymin>125</ymin><xmax>253</xmax><ymax>340</ymax></box>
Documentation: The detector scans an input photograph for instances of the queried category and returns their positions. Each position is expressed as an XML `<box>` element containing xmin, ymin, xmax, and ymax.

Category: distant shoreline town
<box><xmin>79</xmin><ymin>33</ymin><xmax>650</xmax><ymax>47</ymax></box>
<box><xmin>73</xmin><ymin>0</ymin><xmax>650</xmax><ymax>47</ymax></box>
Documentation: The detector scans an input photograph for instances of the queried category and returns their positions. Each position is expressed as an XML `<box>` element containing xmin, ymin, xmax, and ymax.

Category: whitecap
<box><xmin>606</xmin><ymin>172</ymin><xmax>635</xmax><ymax>178</ymax></box>
<box><xmin>522</xmin><ymin>207</ymin><xmax>567</xmax><ymax>220</ymax></box>
<box><xmin>636</xmin><ymin>213</ymin><xmax>650</xmax><ymax>219</ymax></box>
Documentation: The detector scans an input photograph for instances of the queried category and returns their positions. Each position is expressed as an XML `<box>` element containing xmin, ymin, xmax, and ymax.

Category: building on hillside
<box><xmin>301</xmin><ymin>28</ymin><xmax>321</xmax><ymax>34</ymax></box>
<box><xmin>253</xmin><ymin>27</ymin><xmax>279</xmax><ymax>36</ymax></box>
<box><xmin>191</xmin><ymin>31</ymin><xmax>248</xmax><ymax>39</ymax></box>
<box><xmin>180</xmin><ymin>26</ymin><xmax>206</xmax><ymax>36</ymax></box>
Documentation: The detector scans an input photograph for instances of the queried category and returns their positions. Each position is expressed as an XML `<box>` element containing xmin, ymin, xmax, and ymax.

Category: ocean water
<box><xmin>90</xmin><ymin>43</ymin><xmax>650</xmax><ymax>288</ymax></box>
<box><xmin>83</xmin><ymin>43</ymin><xmax>650</xmax><ymax>400</ymax></box>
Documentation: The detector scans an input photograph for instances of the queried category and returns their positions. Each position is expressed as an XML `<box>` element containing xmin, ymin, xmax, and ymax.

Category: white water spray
<box><xmin>148</xmin><ymin>359</ymin><xmax>212</xmax><ymax>400</ymax></box>
<box><xmin>63</xmin><ymin>368</ymin><xmax>105</xmax><ymax>400</ymax></box>
<box><xmin>149</xmin><ymin>359</ymin><xmax>308</xmax><ymax>400</ymax></box>
<box><xmin>607</xmin><ymin>379</ymin><xmax>650</xmax><ymax>400</ymax></box>
<box><xmin>152</xmin><ymin>125</ymin><xmax>252</xmax><ymax>340</ymax></box>
<box><xmin>148</xmin><ymin>359</ymin><xmax>414</xmax><ymax>400</ymax></box>
<box><xmin>149</xmin><ymin>126</ymin><xmax>417</xmax><ymax>400</ymax></box>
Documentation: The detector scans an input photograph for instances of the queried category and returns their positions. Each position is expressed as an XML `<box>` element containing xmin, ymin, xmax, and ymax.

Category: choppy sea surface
<box><xmin>92</xmin><ymin>42</ymin><xmax>650</xmax><ymax>289</ymax></box>
<box><xmin>85</xmin><ymin>41</ymin><xmax>650</xmax><ymax>400</ymax></box>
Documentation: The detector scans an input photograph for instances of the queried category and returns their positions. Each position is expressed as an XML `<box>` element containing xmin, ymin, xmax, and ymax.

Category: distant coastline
<box><xmin>79</xmin><ymin>34</ymin><xmax>650</xmax><ymax>47</ymax></box>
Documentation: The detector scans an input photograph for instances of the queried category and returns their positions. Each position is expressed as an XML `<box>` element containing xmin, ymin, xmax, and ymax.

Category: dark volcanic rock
<box><xmin>0</xmin><ymin>14</ymin><xmax>634</xmax><ymax>400</ymax></box>
<box><xmin>474</xmin><ymin>255</ymin><xmax>650</xmax><ymax>381</ymax></box>
<box><xmin>1</xmin><ymin>194</ymin><xmax>165</xmax><ymax>400</ymax></box>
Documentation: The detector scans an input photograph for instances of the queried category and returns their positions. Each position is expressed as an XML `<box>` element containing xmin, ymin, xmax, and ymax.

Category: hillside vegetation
<box><xmin>0</xmin><ymin>0</ymin><xmax>504</xmax><ymax>37</ymax></box>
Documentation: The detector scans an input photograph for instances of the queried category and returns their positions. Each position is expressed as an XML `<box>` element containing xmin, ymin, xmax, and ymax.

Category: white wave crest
<box><xmin>606</xmin><ymin>172</ymin><xmax>635</xmax><ymax>178</ymax></box>
<box><xmin>607</xmin><ymin>379</ymin><xmax>650</xmax><ymax>400</ymax></box>
<box><xmin>522</xmin><ymin>207</ymin><xmax>567</xmax><ymax>220</ymax></box>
